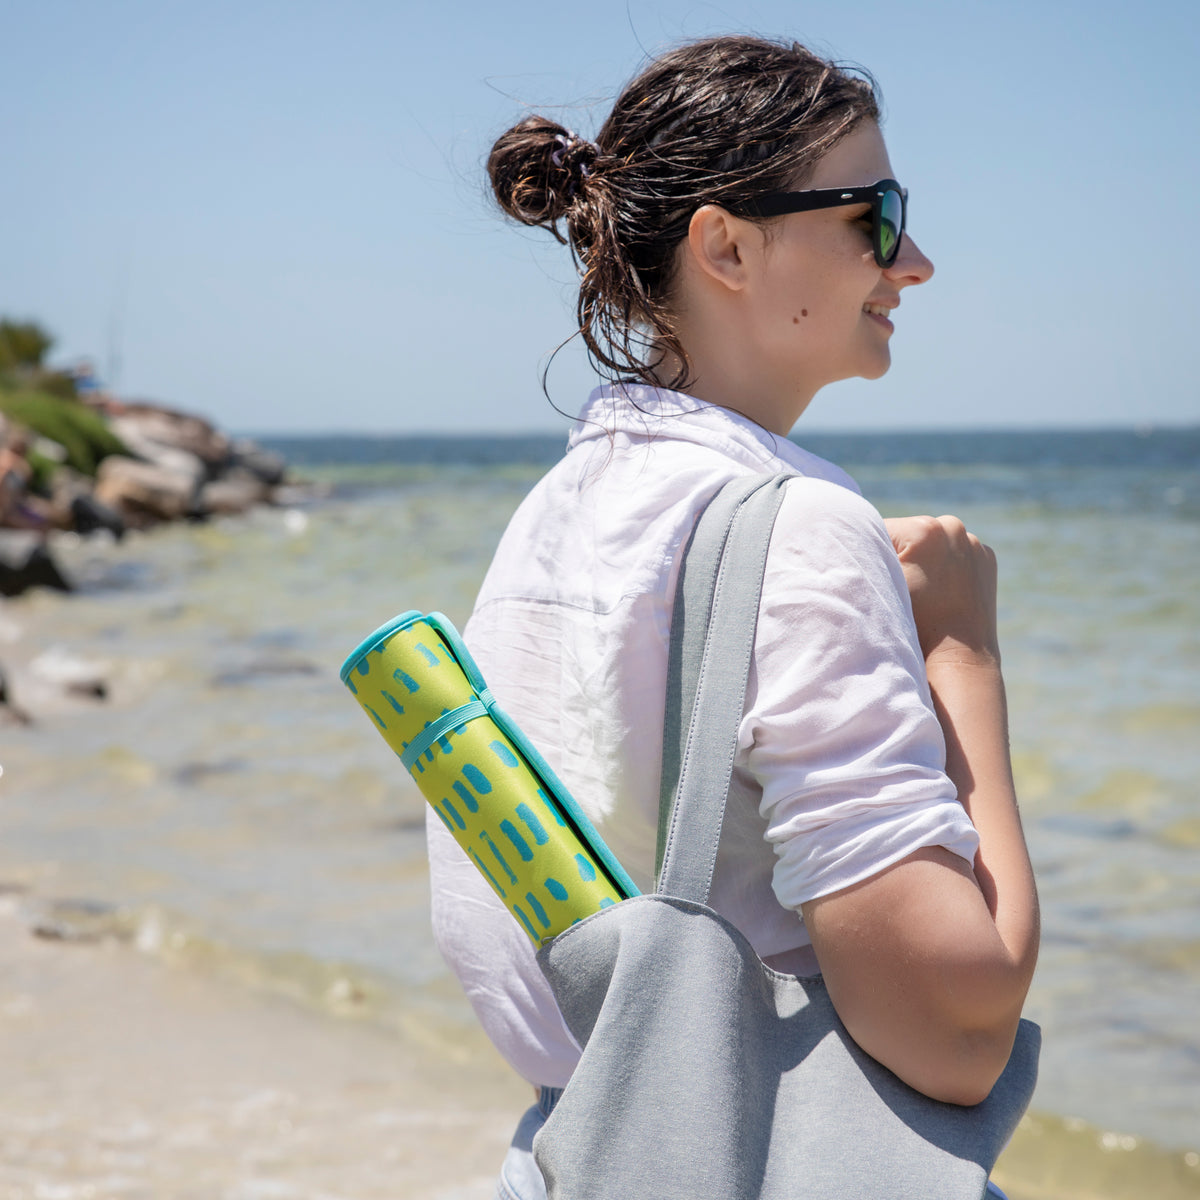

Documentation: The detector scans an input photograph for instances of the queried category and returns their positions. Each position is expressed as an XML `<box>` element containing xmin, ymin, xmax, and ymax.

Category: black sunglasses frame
<box><xmin>733</xmin><ymin>178</ymin><xmax>908</xmax><ymax>269</ymax></box>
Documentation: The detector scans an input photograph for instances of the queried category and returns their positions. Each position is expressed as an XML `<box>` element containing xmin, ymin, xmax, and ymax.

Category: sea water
<box><xmin>1</xmin><ymin>428</ymin><xmax>1197</xmax><ymax>1193</ymax></box>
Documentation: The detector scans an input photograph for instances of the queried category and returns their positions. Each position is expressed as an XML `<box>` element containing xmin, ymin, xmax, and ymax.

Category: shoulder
<box><xmin>774</xmin><ymin>474</ymin><xmax>891</xmax><ymax>549</ymax></box>
<box><xmin>761</xmin><ymin>476</ymin><xmax>910</xmax><ymax>615</ymax></box>
<box><xmin>780</xmin><ymin>473</ymin><xmax>876</xmax><ymax>514</ymax></box>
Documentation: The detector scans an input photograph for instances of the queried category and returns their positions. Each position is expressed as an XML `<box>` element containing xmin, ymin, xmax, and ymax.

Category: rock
<box><xmin>45</xmin><ymin>464</ymin><xmax>91</xmax><ymax>518</ymax></box>
<box><xmin>230</xmin><ymin>439</ymin><xmax>287</xmax><ymax>487</ymax></box>
<box><xmin>0</xmin><ymin>662</ymin><xmax>33</xmax><ymax>725</ymax></box>
<box><xmin>109</xmin><ymin>403</ymin><xmax>231</xmax><ymax>469</ymax></box>
<box><xmin>44</xmin><ymin>468</ymin><xmax>127</xmax><ymax>538</ymax></box>
<box><xmin>172</xmin><ymin>758</ymin><xmax>248</xmax><ymax>785</ymax></box>
<box><xmin>0</xmin><ymin>533</ymin><xmax>72</xmax><ymax>596</ymax></box>
<box><xmin>28</xmin><ymin>646</ymin><xmax>109</xmax><ymax>701</ymax></box>
<box><xmin>27</xmin><ymin>897</ymin><xmax>131</xmax><ymax>943</ymax></box>
<box><xmin>107</xmin><ymin>416</ymin><xmax>207</xmax><ymax>484</ymax></box>
<box><xmin>0</xmin><ymin>530</ymin><xmax>38</xmax><ymax>567</ymax></box>
<box><xmin>94</xmin><ymin>455</ymin><xmax>200</xmax><ymax>525</ymax></box>
<box><xmin>69</xmin><ymin>493</ymin><xmax>126</xmax><ymax>539</ymax></box>
<box><xmin>199</xmin><ymin>471</ymin><xmax>269</xmax><ymax>516</ymax></box>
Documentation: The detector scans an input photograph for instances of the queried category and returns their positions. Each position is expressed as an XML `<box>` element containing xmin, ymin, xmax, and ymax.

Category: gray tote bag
<box><xmin>533</xmin><ymin>474</ymin><xmax>1040</xmax><ymax>1200</ymax></box>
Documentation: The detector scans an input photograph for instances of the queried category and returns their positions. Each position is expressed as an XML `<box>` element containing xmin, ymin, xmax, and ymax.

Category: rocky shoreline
<box><xmin>1</xmin><ymin>394</ymin><xmax>294</xmax><ymax>597</ymax></box>
<box><xmin>0</xmin><ymin>376</ymin><xmax>306</xmax><ymax>724</ymax></box>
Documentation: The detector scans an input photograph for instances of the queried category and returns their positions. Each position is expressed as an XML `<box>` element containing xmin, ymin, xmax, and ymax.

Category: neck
<box><xmin>657</xmin><ymin>319</ymin><xmax>816</xmax><ymax>437</ymax></box>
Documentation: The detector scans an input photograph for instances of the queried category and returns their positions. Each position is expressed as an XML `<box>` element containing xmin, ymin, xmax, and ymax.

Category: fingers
<box><xmin>885</xmin><ymin>514</ymin><xmax>1000</xmax><ymax>663</ymax></box>
<box><xmin>888</xmin><ymin>515</ymin><xmax>992</xmax><ymax>567</ymax></box>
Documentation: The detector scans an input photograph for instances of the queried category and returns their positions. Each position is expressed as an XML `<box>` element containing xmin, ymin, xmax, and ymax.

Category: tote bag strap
<box><xmin>655</xmin><ymin>473</ymin><xmax>794</xmax><ymax>902</ymax></box>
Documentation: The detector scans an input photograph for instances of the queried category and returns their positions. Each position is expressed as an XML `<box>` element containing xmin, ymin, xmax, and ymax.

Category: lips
<box><xmin>862</xmin><ymin>303</ymin><xmax>894</xmax><ymax>317</ymax></box>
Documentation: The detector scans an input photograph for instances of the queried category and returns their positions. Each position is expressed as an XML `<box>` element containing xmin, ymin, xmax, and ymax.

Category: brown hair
<box><xmin>487</xmin><ymin>35</ymin><xmax>880</xmax><ymax>391</ymax></box>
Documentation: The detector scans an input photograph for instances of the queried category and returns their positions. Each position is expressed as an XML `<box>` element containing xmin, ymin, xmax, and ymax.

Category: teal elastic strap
<box><xmin>400</xmin><ymin>699</ymin><xmax>489</xmax><ymax>772</ymax></box>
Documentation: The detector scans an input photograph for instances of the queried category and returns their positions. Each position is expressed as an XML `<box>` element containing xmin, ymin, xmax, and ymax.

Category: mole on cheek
<box><xmin>792</xmin><ymin>310</ymin><xmax>809</xmax><ymax>323</ymax></box>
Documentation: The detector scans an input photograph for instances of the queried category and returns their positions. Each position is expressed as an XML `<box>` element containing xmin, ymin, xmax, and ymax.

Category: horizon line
<box><xmin>243</xmin><ymin>422</ymin><xmax>1199</xmax><ymax>440</ymax></box>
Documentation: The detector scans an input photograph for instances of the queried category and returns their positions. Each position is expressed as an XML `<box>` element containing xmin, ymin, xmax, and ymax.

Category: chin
<box><xmin>860</xmin><ymin>352</ymin><xmax>892</xmax><ymax>381</ymax></box>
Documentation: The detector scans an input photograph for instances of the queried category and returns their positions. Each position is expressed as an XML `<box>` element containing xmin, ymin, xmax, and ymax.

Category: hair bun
<box><xmin>488</xmin><ymin>117</ymin><xmax>598</xmax><ymax>235</ymax></box>
<box><xmin>550</xmin><ymin>130</ymin><xmax>597</xmax><ymax>186</ymax></box>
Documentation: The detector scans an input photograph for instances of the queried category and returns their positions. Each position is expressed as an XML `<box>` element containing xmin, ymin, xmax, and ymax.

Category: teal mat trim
<box><xmin>425</xmin><ymin>612</ymin><xmax>640</xmax><ymax>902</ymax></box>
<box><xmin>342</xmin><ymin>609</ymin><xmax>640</xmax><ymax>903</ymax></box>
<box><xmin>339</xmin><ymin>609</ymin><xmax>422</xmax><ymax>684</ymax></box>
<box><xmin>399</xmin><ymin>699</ymin><xmax>489</xmax><ymax>772</ymax></box>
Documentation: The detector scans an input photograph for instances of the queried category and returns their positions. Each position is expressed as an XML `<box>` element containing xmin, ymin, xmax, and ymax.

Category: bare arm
<box><xmin>802</xmin><ymin>515</ymin><xmax>1039</xmax><ymax>1106</ymax></box>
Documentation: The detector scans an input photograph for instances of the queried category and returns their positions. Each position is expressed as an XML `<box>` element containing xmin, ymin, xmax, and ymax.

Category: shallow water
<box><xmin>1</xmin><ymin>446</ymin><xmax>1198</xmax><ymax>1191</ymax></box>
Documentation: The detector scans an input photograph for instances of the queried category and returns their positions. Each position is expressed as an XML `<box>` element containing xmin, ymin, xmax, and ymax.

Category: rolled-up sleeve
<box><xmin>740</xmin><ymin>478</ymin><xmax>980</xmax><ymax>911</ymax></box>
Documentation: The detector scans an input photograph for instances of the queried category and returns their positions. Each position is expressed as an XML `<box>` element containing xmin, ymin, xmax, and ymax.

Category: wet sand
<box><xmin>0</xmin><ymin>900</ymin><xmax>529</xmax><ymax>1199</ymax></box>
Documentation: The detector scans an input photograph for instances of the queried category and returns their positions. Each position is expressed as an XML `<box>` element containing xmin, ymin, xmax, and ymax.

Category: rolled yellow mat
<box><xmin>341</xmin><ymin>611</ymin><xmax>638</xmax><ymax>943</ymax></box>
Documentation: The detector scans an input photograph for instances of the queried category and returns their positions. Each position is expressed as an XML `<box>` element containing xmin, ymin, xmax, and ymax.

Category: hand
<box><xmin>885</xmin><ymin>515</ymin><xmax>999</xmax><ymax>666</ymax></box>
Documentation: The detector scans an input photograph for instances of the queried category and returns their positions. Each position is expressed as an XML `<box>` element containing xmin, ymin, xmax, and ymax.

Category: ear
<box><xmin>684</xmin><ymin>204</ymin><xmax>756</xmax><ymax>294</ymax></box>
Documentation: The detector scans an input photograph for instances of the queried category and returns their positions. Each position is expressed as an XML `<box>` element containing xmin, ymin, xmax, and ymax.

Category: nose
<box><xmin>885</xmin><ymin>233</ymin><xmax>934</xmax><ymax>287</ymax></box>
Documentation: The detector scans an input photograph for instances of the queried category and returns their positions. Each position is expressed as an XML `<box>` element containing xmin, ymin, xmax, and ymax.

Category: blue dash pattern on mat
<box><xmin>525</xmin><ymin>892</ymin><xmax>551</xmax><ymax>929</ymax></box>
<box><xmin>490</xmin><ymin>740</ymin><xmax>520</xmax><ymax>768</ymax></box>
<box><xmin>451</xmin><ymin>780</ymin><xmax>480</xmax><ymax>813</ymax></box>
<box><xmin>515</xmin><ymin>802</ymin><xmax>549</xmax><ymax>845</ymax></box>
<box><xmin>500</xmin><ymin>819</ymin><xmax>534</xmax><ymax>863</ymax></box>
<box><xmin>512</xmin><ymin>904</ymin><xmax>538</xmax><ymax>941</ymax></box>
<box><xmin>462</xmin><ymin>764</ymin><xmax>493</xmax><ymax>794</ymax></box>
<box><xmin>481</xmin><ymin>831</ymin><xmax>518</xmax><ymax>884</ymax></box>
<box><xmin>393</xmin><ymin>668</ymin><xmax>420</xmax><ymax>693</ymax></box>
<box><xmin>469</xmin><ymin>849</ymin><xmax>506</xmax><ymax>899</ymax></box>
<box><xmin>440</xmin><ymin>797</ymin><xmax>466</xmax><ymax>830</ymax></box>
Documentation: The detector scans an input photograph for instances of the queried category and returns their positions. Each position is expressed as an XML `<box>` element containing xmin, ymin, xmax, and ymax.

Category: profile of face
<box><xmin>752</xmin><ymin>121</ymin><xmax>935</xmax><ymax>409</ymax></box>
<box><xmin>679</xmin><ymin>120</ymin><xmax>935</xmax><ymax>433</ymax></box>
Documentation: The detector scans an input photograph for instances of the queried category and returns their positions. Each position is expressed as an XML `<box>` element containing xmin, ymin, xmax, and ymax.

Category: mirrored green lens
<box><xmin>878</xmin><ymin>189</ymin><xmax>903</xmax><ymax>264</ymax></box>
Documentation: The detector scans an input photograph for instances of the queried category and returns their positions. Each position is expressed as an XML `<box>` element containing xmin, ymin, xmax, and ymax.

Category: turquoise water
<box><xmin>1</xmin><ymin>433</ymin><xmax>1197</xmax><ymax>1189</ymax></box>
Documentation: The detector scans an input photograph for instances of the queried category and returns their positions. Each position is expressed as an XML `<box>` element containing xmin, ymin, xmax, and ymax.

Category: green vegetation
<box><xmin>0</xmin><ymin>386</ymin><xmax>127</xmax><ymax>477</ymax></box>
<box><xmin>0</xmin><ymin>318</ymin><xmax>54</xmax><ymax>371</ymax></box>
<box><xmin>1</xmin><ymin>317</ymin><xmax>127</xmax><ymax>478</ymax></box>
<box><xmin>0</xmin><ymin>317</ymin><xmax>81</xmax><ymax>401</ymax></box>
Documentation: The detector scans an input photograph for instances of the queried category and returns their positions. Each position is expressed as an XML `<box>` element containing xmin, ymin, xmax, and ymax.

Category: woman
<box><xmin>424</xmin><ymin>35</ymin><xmax>1040</xmax><ymax>1198</ymax></box>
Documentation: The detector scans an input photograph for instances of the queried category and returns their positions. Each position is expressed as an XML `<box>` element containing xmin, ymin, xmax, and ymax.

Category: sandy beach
<box><xmin>0</xmin><ymin>896</ymin><xmax>530</xmax><ymax>1200</ymax></box>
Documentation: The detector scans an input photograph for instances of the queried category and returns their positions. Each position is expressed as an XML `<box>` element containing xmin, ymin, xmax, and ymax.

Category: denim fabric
<box><xmin>493</xmin><ymin>1087</ymin><xmax>561</xmax><ymax>1200</ymax></box>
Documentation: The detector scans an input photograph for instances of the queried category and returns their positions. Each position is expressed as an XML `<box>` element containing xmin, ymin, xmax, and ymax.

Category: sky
<box><xmin>3</xmin><ymin>0</ymin><xmax>1198</xmax><ymax>434</ymax></box>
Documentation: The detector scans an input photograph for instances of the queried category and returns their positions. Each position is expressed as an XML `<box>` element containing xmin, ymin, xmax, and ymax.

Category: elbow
<box><xmin>916</xmin><ymin>950</ymin><xmax>1036</xmax><ymax>1105</ymax></box>
<box><xmin>906</xmin><ymin>1020</ymin><xmax>1022</xmax><ymax>1107</ymax></box>
<box><xmin>829</xmin><ymin>964</ymin><xmax>1034</xmax><ymax>1106</ymax></box>
<box><xmin>842</xmin><ymin>1004</ymin><xmax>1023</xmax><ymax>1106</ymax></box>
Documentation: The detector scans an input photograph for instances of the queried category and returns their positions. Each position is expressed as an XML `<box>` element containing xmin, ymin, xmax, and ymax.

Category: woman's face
<box><xmin>741</xmin><ymin>120</ymin><xmax>934</xmax><ymax>422</ymax></box>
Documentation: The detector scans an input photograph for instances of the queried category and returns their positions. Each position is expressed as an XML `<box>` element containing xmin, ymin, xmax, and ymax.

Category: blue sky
<box><xmin>3</xmin><ymin>0</ymin><xmax>1198</xmax><ymax>433</ymax></box>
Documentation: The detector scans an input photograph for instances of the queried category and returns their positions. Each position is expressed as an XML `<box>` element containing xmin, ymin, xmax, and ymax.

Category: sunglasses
<box><xmin>734</xmin><ymin>178</ymin><xmax>907</xmax><ymax>269</ymax></box>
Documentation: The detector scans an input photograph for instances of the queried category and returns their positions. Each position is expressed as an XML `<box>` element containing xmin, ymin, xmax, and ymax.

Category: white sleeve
<box><xmin>740</xmin><ymin>477</ymin><xmax>981</xmax><ymax>911</ymax></box>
